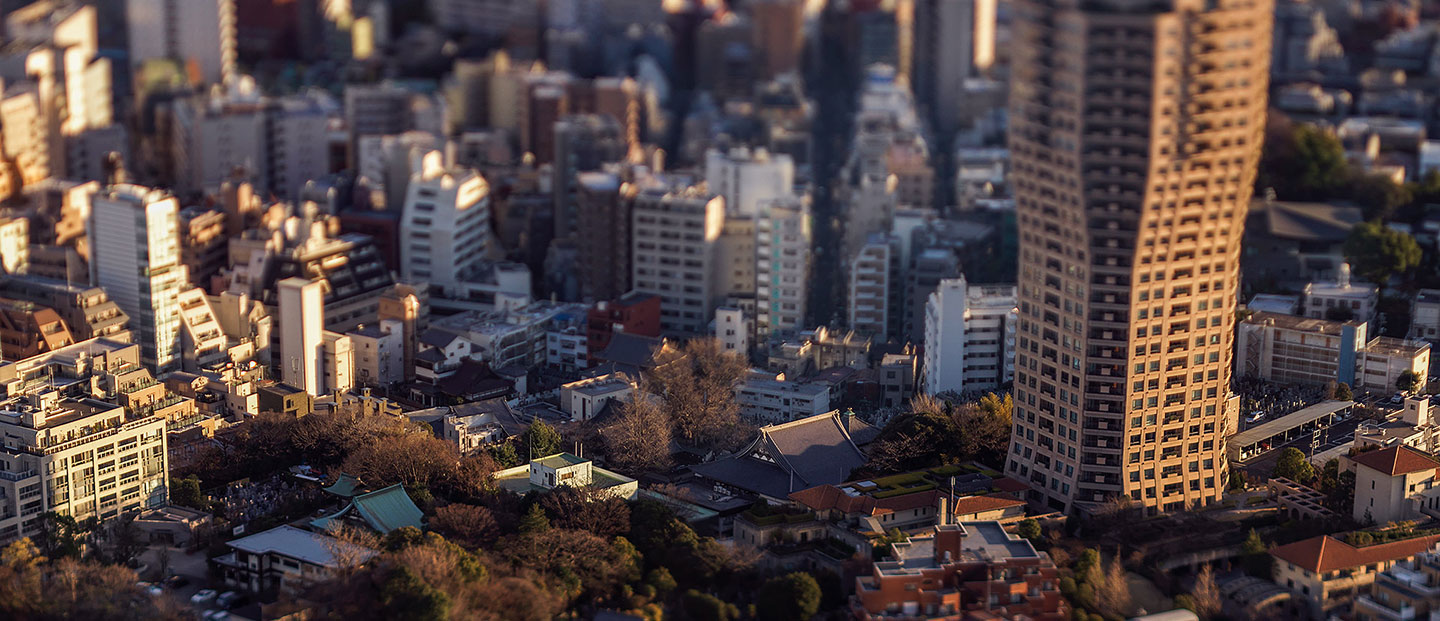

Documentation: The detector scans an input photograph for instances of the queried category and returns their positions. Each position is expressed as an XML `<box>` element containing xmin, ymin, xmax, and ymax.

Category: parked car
<box><xmin>1245</xmin><ymin>411</ymin><xmax>1265</xmax><ymax>424</ymax></box>
<box><xmin>190</xmin><ymin>589</ymin><xmax>218</xmax><ymax>605</ymax></box>
<box><xmin>203</xmin><ymin>610</ymin><xmax>230</xmax><ymax>620</ymax></box>
<box><xmin>216</xmin><ymin>591</ymin><xmax>243</xmax><ymax>609</ymax></box>
<box><xmin>136</xmin><ymin>582</ymin><xmax>163</xmax><ymax>597</ymax></box>
<box><xmin>164</xmin><ymin>575</ymin><xmax>190</xmax><ymax>589</ymax></box>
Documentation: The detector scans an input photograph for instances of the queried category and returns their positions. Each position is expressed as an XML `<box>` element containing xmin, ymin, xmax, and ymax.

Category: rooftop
<box><xmin>535</xmin><ymin>452</ymin><xmax>588</xmax><ymax>469</ymax></box>
<box><xmin>1365</xmin><ymin>336</ymin><xmax>1430</xmax><ymax>358</ymax></box>
<box><xmin>1242</xmin><ymin>311</ymin><xmax>1364</xmax><ymax>335</ymax></box>
<box><xmin>1272</xmin><ymin>532</ymin><xmax>1440</xmax><ymax>574</ymax></box>
<box><xmin>226</xmin><ymin>525</ymin><xmax>377</xmax><ymax>568</ymax></box>
<box><xmin>1262</xmin><ymin>200</ymin><xmax>1364</xmax><ymax>242</ymax></box>
<box><xmin>1231</xmin><ymin>400</ymin><xmax>1354</xmax><ymax>448</ymax></box>
<box><xmin>1353</xmin><ymin>446</ymin><xmax>1440</xmax><ymax>477</ymax></box>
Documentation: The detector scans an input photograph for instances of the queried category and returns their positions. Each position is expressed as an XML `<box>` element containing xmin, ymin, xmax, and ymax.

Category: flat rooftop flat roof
<box><xmin>1232</xmin><ymin>400</ymin><xmax>1354</xmax><ymax>448</ymax></box>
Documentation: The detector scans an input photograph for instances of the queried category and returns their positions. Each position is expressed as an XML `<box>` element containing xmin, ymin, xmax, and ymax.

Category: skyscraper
<box><xmin>1005</xmin><ymin>0</ymin><xmax>1272</xmax><ymax>514</ymax></box>
<box><xmin>88</xmin><ymin>185</ymin><xmax>187</xmax><ymax>373</ymax></box>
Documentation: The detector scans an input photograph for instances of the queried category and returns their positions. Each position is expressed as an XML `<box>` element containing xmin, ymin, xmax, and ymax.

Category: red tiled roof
<box><xmin>951</xmin><ymin>494</ymin><xmax>1026</xmax><ymax>517</ymax></box>
<box><xmin>1271</xmin><ymin>533</ymin><xmax>1440</xmax><ymax>574</ymax></box>
<box><xmin>1352</xmin><ymin>446</ymin><xmax>1440</xmax><ymax>477</ymax></box>
<box><xmin>992</xmin><ymin>477</ymin><xmax>1030</xmax><ymax>494</ymax></box>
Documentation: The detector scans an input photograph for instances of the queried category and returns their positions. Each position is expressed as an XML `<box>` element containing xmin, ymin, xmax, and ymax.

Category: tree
<box><xmin>1096</xmin><ymin>556</ymin><xmax>1132</xmax><ymax>618</ymax></box>
<box><xmin>1351</xmin><ymin>174</ymin><xmax>1413</xmax><ymax>221</ymax></box>
<box><xmin>600</xmin><ymin>386</ymin><xmax>673</xmax><ymax>475</ymax></box>
<box><xmin>757</xmin><ymin>572</ymin><xmax>822</xmax><ymax>621</ymax></box>
<box><xmin>538</xmin><ymin>486</ymin><xmax>631</xmax><ymax>538</ymax></box>
<box><xmin>1258</xmin><ymin>116</ymin><xmax>1350</xmax><ymax>200</ymax></box>
<box><xmin>1344</xmin><ymin>221</ymin><xmax>1422</xmax><ymax>292</ymax></box>
<box><xmin>341</xmin><ymin>432</ymin><xmax>462</xmax><ymax>490</ymax></box>
<box><xmin>378</xmin><ymin>566</ymin><xmax>451</xmax><ymax>621</ymax></box>
<box><xmin>1335</xmin><ymin>382</ymin><xmax>1353</xmax><ymax>401</ymax></box>
<box><xmin>519</xmin><ymin>503</ymin><xmax>550</xmax><ymax>534</ymax></box>
<box><xmin>1191</xmin><ymin>564</ymin><xmax>1221</xmax><ymax>620</ymax></box>
<box><xmin>1241</xmin><ymin>529</ymin><xmax>1271</xmax><ymax>576</ymax></box>
<box><xmin>683</xmin><ymin>589</ymin><xmax>735</xmax><ymax>621</ymax></box>
<box><xmin>520</xmin><ymin>421</ymin><xmax>564</xmax><ymax>460</ymax></box>
<box><xmin>430</xmin><ymin>504</ymin><xmax>499</xmax><ymax>549</ymax></box>
<box><xmin>1398</xmin><ymin>370</ymin><xmax>1422</xmax><ymax>393</ymax></box>
<box><xmin>170</xmin><ymin>475</ymin><xmax>204</xmax><ymax>509</ymax></box>
<box><xmin>955</xmin><ymin>393</ymin><xmax>1014</xmax><ymax>467</ymax></box>
<box><xmin>1016</xmin><ymin>519</ymin><xmax>1042</xmax><ymax>541</ymax></box>
<box><xmin>39</xmin><ymin>512</ymin><xmax>83</xmax><ymax>560</ymax></box>
<box><xmin>1273</xmin><ymin>447</ymin><xmax>1316</xmax><ymax>482</ymax></box>
<box><xmin>650</xmin><ymin>339</ymin><xmax>749</xmax><ymax>450</ymax></box>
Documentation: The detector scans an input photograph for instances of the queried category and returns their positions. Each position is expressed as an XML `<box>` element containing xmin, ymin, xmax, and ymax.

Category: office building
<box><xmin>705</xmin><ymin>147</ymin><xmax>794</xmax><ymax>218</ymax></box>
<box><xmin>88</xmin><ymin>185</ymin><xmax>187</xmax><ymax>373</ymax></box>
<box><xmin>279</xmin><ymin>277</ymin><xmax>325</xmax><ymax>396</ymax></box>
<box><xmin>923</xmin><ymin>277</ymin><xmax>1017</xmax><ymax>396</ymax></box>
<box><xmin>736</xmin><ymin>374</ymin><xmax>831</xmax><ymax>424</ymax></box>
<box><xmin>1005</xmin><ymin>0</ymin><xmax>1273</xmax><ymax>513</ymax></box>
<box><xmin>630</xmin><ymin>186</ymin><xmax>725</xmax><ymax>334</ymax></box>
<box><xmin>126</xmin><ymin>0</ymin><xmax>237</xmax><ymax>86</ymax></box>
<box><xmin>1303</xmin><ymin>264</ymin><xmax>1379</xmax><ymax>324</ymax></box>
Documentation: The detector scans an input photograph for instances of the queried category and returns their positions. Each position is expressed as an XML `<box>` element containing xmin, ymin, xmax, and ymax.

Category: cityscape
<box><xmin>0</xmin><ymin>0</ymin><xmax>1437</xmax><ymax>619</ymax></box>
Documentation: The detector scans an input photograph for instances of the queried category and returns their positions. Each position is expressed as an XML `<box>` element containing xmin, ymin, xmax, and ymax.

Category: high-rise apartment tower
<box><xmin>1005</xmin><ymin>0</ymin><xmax>1272</xmax><ymax>514</ymax></box>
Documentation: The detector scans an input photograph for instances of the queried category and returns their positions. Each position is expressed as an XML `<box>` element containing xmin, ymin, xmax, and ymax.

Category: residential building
<box><xmin>849</xmin><ymin>234</ymin><xmax>898</xmax><ymax>340</ymax></box>
<box><xmin>755</xmin><ymin>197</ymin><xmax>811</xmax><ymax>337</ymax></box>
<box><xmin>346</xmin><ymin>320</ymin><xmax>404</xmax><ymax>388</ymax></box>
<box><xmin>0</xmin><ymin>394</ymin><xmax>169</xmax><ymax>544</ymax></box>
<box><xmin>1304</xmin><ymin>264</ymin><xmax>1379</xmax><ymax>324</ymax></box>
<box><xmin>176</xmin><ymin>288</ymin><xmax>228</xmax><ymax>372</ymax></box>
<box><xmin>399</xmin><ymin>154</ymin><xmax>500</xmax><ymax>305</ymax></box>
<box><xmin>715</xmin><ymin>307</ymin><xmax>751</xmax><ymax>356</ymax></box>
<box><xmin>214</xmin><ymin>525</ymin><xmax>377</xmax><ymax>597</ymax></box>
<box><xmin>736</xmin><ymin>374</ymin><xmax>831</xmax><ymax>424</ymax></box>
<box><xmin>88</xmin><ymin>185</ymin><xmax>187</xmax><ymax>373</ymax></box>
<box><xmin>922</xmin><ymin>277</ymin><xmax>1016</xmax><ymax>396</ymax></box>
<box><xmin>0</xmin><ymin>299</ymin><xmax>72</xmax><ymax>361</ymax></box>
<box><xmin>586</xmin><ymin>293</ymin><xmax>662</xmax><ymax>365</ymax></box>
<box><xmin>493</xmin><ymin>453</ymin><xmax>639</xmax><ymax>500</ymax></box>
<box><xmin>1360</xmin><ymin>337</ymin><xmax>1431</xmax><ymax>394</ymax></box>
<box><xmin>178</xmin><ymin>208</ymin><xmax>228</xmax><ymax>290</ymax></box>
<box><xmin>1272</xmin><ymin>532</ymin><xmax>1440</xmax><ymax>619</ymax></box>
<box><xmin>574</xmin><ymin>172</ymin><xmax>632</xmax><ymax>302</ymax></box>
<box><xmin>1413</xmin><ymin>289</ymin><xmax>1440</xmax><ymax>341</ymax></box>
<box><xmin>278</xmin><ymin>277</ymin><xmax>325</xmax><ymax>396</ymax></box>
<box><xmin>1238</xmin><ymin>312</ymin><xmax>1367</xmax><ymax>390</ymax></box>
<box><xmin>322</xmin><ymin>331</ymin><xmax>355</xmax><ymax>396</ymax></box>
<box><xmin>1006</xmin><ymin>0</ymin><xmax>1271</xmax><ymax>513</ymax></box>
<box><xmin>126</xmin><ymin>0</ymin><xmax>237</xmax><ymax>86</ymax></box>
<box><xmin>1352</xmin><ymin>445</ymin><xmax>1440</xmax><ymax>525</ymax></box>
<box><xmin>1353</xmin><ymin>549</ymin><xmax>1440</xmax><ymax>621</ymax></box>
<box><xmin>230</xmin><ymin>225</ymin><xmax>394</xmax><ymax>333</ymax></box>
<box><xmin>852</xmin><ymin>522</ymin><xmax>1065</xmax><ymax>620</ymax></box>
<box><xmin>630</xmin><ymin>186</ymin><xmax>725</xmax><ymax>334</ymax></box>
<box><xmin>561</xmin><ymin>374</ymin><xmax>633</xmax><ymax>422</ymax></box>
<box><xmin>705</xmin><ymin>147</ymin><xmax>794</xmax><ymax>218</ymax></box>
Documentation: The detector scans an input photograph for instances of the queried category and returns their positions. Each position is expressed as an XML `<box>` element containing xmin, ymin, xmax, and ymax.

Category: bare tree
<box><xmin>1096</xmin><ymin>556</ymin><xmax>1133</xmax><ymax>618</ymax></box>
<box><xmin>650</xmin><ymin>339</ymin><xmax>749</xmax><ymax>450</ymax></box>
<box><xmin>1192</xmin><ymin>564</ymin><xmax>1222</xmax><ymax>620</ymax></box>
<box><xmin>600</xmin><ymin>385</ymin><xmax>673</xmax><ymax>474</ymax></box>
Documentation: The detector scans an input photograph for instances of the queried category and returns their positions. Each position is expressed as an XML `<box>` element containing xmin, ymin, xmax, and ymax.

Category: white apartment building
<box><xmin>736</xmin><ymin>375</ymin><xmax>832</xmax><ymax>425</ymax></box>
<box><xmin>1414</xmin><ymin>289</ymin><xmax>1440</xmax><ymax>341</ymax></box>
<box><xmin>348</xmin><ymin>319</ymin><xmax>404</xmax><ymax>388</ymax></box>
<box><xmin>1304</xmin><ymin>264</ymin><xmax>1379</xmax><ymax>324</ymax></box>
<box><xmin>705</xmin><ymin>147</ymin><xmax>794</xmax><ymax>217</ymax></box>
<box><xmin>0</xmin><ymin>86</ymin><xmax>50</xmax><ymax>186</ymax></box>
<box><xmin>561</xmin><ymin>374</ymin><xmax>633</xmax><ymax>422</ymax></box>
<box><xmin>278</xmin><ymin>277</ymin><xmax>325</xmax><ymax>396</ymax></box>
<box><xmin>0</xmin><ymin>216</ymin><xmax>28</xmax><ymax>275</ymax></box>
<box><xmin>922</xmin><ymin>277</ymin><xmax>1016</xmax><ymax>396</ymax></box>
<box><xmin>716</xmin><ymin>307</ymin><xmax>752</xmax><ymax>355</ymax></box>
<box><xmin>755</xmin><ymin>197</ymin><xmax>811</xmax><ymax>337</ymax></box>
<box><xmin>125</xmin><ymin>0</ymin><xmax>236</xmax><ymax>86</ymax></box>
<box><xmin>400</xmin><ymin>153</ymin><xmax>522</xmax><ymax>310</ymax></box>
<box><xmin>88</xmin><ymin>185</ymin><xmax>187</xmax><ymax>373</ymax></box>
<box><xmin>322</xmin><ymin>332</ymin><xmax>355</xmax><ymax>396</ymax></box>
<box><xmin>0</xmin><ymin>394</ymin><xmax>168</xmax><ymax>544</ymax></box>
<box><xmin>849</xmin><ymin>234</ymin><xmax>897</xmax><ymax>339</ymax></box>
<box><xmin>176</xmin><ymin>288</ymin><xmax>228</xmax><ymax>372</ymax></box>
<box><xmin>631</xmin><ymin>187</ymin><xmax>726</xmax><ymax>334</ymax></box>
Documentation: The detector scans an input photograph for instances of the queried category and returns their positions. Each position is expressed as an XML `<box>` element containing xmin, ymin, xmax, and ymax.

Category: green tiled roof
<box><xmin>350</xmin><ymin>484</ymin><xmax>424</xmax><ymax>534</ymax></box>
<box><xmin>322</xmin><ymin>473</ymin><xmax>364</xmax><ymax>498</ymax></box>
<box><xmin>534</xmin><ymin>453</ymin><xmax>587</xmax><ymax>469</ymax></box>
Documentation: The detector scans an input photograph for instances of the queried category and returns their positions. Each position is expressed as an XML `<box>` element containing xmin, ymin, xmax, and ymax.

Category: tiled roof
<box><xmin>349</xmin><ymin>484</ymin><xmax>424</xmax><ymax>534</ymax></box>
<box><xmin>1353</xmin><ymin>446</ymin><xmax>1440</xmax><ymax>477</ymax></box>
<box><xmin>951</xmin><ymin>494</ymin><xmax>1026</xmax><ymax>517</ymax></box>
<box><xmin>1271</xmin><ymin>533</ymin><xmax>1440</xmax><ymax>574</ymax></box>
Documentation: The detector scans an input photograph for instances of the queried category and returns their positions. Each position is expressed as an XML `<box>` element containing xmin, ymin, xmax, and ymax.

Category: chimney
<box><xmin>937</xmin><ymin>495</ymin><xmax>949</xmax><ymax>526</ymax></box>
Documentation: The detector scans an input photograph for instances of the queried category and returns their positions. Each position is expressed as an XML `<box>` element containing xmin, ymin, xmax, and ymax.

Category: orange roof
<box><xmin>1353</xmin><ymin>446</ymin><xmax>1440</xmax><ymax>477</ymax></box>
<box><xmin>1271</xmin><ymin>533</ymin><xmax>1440</xmax><ymax>574</ymax></box>
<box><xmin>951</xmin><ymin>494</ymin><xmax>1026</xmax><ymax>517</ymax></box>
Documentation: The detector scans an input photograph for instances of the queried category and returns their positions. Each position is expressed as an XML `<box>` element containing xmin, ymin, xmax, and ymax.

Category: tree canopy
<box><xmin>1343</xmin><ymin>221</ymin><xmax>1421</xmax><ymax>290</ymax></box>
<box><xmin>1273</xmin><ymin>447</ymin><xmax>1316</xmax><ymax>483</ymax></box>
